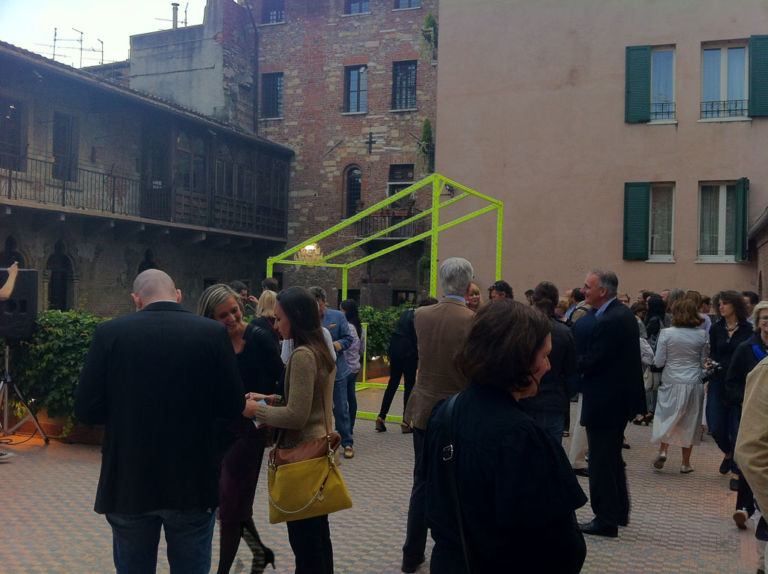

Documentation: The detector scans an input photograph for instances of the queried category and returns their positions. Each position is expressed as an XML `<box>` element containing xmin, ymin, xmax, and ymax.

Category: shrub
<box><xmin>359</xmin><ymin>304</ymin><xmax>414</xmax><ymax>358</ymax></box>
<box><xmin>7</xmin><ymin>310</ymin><xmax>105</xmax><ymax>434</ymax></box>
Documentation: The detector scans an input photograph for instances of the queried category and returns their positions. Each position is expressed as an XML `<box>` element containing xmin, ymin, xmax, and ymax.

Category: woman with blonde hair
<box><xmin>197</xmin><ymin>284</ymin><xmax>283</xmax><ymax>574</ymax></box>
<box><xmin>253</xmin><ymin>288</ymin><xmax>280</xmax><ymax>345</ymax></box>
<box><xmin>466</xmin><ymin>282</ymin><xmax>483</xmax><ymax>311</ymax></box>
<box><xmin>651</xmin><ymin>299</ymin><xmax>708</xmax><ymax>473</ymax></box>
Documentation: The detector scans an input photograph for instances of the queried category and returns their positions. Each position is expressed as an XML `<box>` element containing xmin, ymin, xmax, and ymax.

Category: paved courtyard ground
<box><xmin>0</xmin><ymin>389</ymin><xmax>763</xmax><ymax>573</ymax></box>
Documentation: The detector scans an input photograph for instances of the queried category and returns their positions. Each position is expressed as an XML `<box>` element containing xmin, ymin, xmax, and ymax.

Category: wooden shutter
<box><xmin>624</xmin><ymin>182</ymin><xmax>650</xmax><ymax>260</ymax></box>
<box><xmin>749</xmin><ymin>36</ymin><xmax>768</xmax><ymax>117</ymax></box>
<box><xmin>625</xmin><ymin>46</ymin><xmax>651</xmax><ymax>123</ymax></box>
<box><xmin>735</xmin><ymin>177</ymin><xmax>749</xmax><ymax>261</ymax></box>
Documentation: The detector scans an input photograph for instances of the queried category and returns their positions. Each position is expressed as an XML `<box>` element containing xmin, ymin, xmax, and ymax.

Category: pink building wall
<box><xmin>435</xmin><ymin>0</ymin><xmax>768</xmax><ymax>299</ymax></box>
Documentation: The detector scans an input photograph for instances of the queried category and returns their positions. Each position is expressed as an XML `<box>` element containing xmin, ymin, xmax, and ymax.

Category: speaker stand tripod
<box><xmin>0</xmin><ymin>343</ymin><xmax>49</xmax><ymax>444</ymax></box>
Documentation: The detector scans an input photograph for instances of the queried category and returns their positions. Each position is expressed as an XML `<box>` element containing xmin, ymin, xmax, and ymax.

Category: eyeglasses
<box><xmin>758</xmin><ymin>316</ymin><xmax>768</xmax><ymax>323</ymax></box>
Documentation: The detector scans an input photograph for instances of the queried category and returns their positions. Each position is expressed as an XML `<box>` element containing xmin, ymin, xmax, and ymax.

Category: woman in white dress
<box><xmin>651</xmin><ymin>298</ymin><xmax>708</xmax><ymax>473</ymax></box>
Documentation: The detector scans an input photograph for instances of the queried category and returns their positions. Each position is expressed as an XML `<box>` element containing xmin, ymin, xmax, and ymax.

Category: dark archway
<box><xmin>46</xmin><ymin>240</ymin><xmax>73</xmax><ymax>310</ymax></box>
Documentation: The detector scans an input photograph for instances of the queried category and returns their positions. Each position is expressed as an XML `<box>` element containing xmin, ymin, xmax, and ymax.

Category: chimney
<box><xmin>172</xmin><ymin>3</ymin><xmax>179</xmax><ymax>29</ymax></box>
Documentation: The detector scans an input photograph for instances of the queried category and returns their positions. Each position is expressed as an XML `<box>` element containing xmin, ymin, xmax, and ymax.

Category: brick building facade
<box><xmin>253</xmin><ymin>0</ymin><xmax>439</xmax><ymax>306</ymax></box>
<box><xmin>118</xmin><ymin>0</ymin><xmax>439</xmax><ymax>307</ymax></box>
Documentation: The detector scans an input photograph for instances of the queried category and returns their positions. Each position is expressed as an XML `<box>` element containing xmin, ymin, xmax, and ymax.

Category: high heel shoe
<box><xmin>241</xmin><ymin>522</ymin><xmax>275</xmax><ymax>573</ymax></box>
<box><xmin>375</xmin><ymin>417</ymin><xmax>387</xmax><ymax>432</ymax></box>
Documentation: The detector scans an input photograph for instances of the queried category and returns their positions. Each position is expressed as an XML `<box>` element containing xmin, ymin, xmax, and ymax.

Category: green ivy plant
<box><xmin>7</xmin><ymin>310</ymin><xmax>105</xmax><ymax>435</ymax></box>
<box><xmin>359</xmin><ymin>304</ymin><xmax>415</xmax><ymax>358</ymax></box>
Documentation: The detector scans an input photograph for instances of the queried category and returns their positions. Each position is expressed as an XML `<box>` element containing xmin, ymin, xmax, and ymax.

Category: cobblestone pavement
<box><xmin>0</xmin><ymin>391</ymin><xmax>762</xmax><ymax>573</ymax></box>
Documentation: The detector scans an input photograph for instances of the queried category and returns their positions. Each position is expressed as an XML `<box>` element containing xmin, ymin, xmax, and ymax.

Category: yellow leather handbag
<box><xmin>267</xmin><ymin>435</ymin><xmax>352</xmax><ymax>524</ymax></box>
<box><xmin>267</xmin><ymin>367</ymin><xmax>352</xmax><ymax>524</ymax></box>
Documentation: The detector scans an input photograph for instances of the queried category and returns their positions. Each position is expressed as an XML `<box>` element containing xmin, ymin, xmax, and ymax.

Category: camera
<box><xmin>703</xmin><ymin>360</ymin><xmax>723</xmax><ymax>382</ymax></box>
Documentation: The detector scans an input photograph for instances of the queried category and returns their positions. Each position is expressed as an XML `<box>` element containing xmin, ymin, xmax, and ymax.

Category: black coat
<box><xmin>574</xmin><ymin>300</ymin><xmax>645</xmax><ymax>428</ymax></box>
<box><xmin>75</xmin><ymin>301</ymin><xmax>245</xmax><ymax>515</ymax></box>
<box><xmin>521</xmin><ymin>318</ymin><xmax>577</xmax><ymax>414</ymax></box>
<box><xmin>424</xmin><ymin>384</ymin><xmax>587</xmax><ymax>573</ymax></box>
<box><xmin>709</xmin><ymin>318</ymin><xmax>752</xmax><ymax>378</ymax></box>
<box><xmin>725</xmin><ymin>332</ymin><xmax>766</xmax><ymax>406</ymax></box>
<box><xmin>388</xmin><ymin>308</ymin><xmax>418</xmax><ymax>361</ymax></box>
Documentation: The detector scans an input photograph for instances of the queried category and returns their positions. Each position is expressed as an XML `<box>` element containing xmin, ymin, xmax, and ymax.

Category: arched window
<box><xmin>0</xmin><ymin>235</ymin><xmax>24</xmax><ymax>267</ymax></box>
<box><xmin>46</xmin><ymin>240</ymin><xmax>73</xmax><ymax>310</ymax></box>
<box><xmin>344</xmin><ymin>165</ymin><xmax>362</xmax><ymax>218</ymax></box>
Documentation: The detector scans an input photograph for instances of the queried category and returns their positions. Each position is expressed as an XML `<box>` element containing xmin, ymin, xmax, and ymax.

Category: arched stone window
<box><xmin>344</xmin><ymin>165</ymin><xmax>362</xmax><ymax>218</ymax></box>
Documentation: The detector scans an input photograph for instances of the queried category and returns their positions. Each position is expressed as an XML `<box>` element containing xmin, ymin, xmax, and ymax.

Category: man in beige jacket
<box><xmin>401</xmin><ymin>257</ymin><xmax>475</xmax><ymax>573</ymax></box>
<box><xmin>735</xmin><ymin>357</ymin><xmax>768</xmax><ymax>572</ymax></box>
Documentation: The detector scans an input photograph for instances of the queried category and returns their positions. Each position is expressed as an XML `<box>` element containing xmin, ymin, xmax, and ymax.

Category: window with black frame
<box><xmin>345</xmin><ymin>0</ymin><xmax>369</xmax><ymax>14</ymax></box>
<box><xmin>392</xmin><ymin>61</ymin><xmax>417</xmax><ymax>110</ymax></box>
<box><xmin>262</xmin><ymin>0</ymin><xmax>285</xmax><ymax>23</ymax></box>
<box><xmin>344</xmin><ymin>66</ymin><xmax>368</xmax><ymax>113</ymax></box>
<box><xmin>262</xmin><ymin>72</ymin><xmax>284</xmax><ymax>118</ymax></box>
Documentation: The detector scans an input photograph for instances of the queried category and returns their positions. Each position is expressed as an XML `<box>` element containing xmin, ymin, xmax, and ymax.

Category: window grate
<box><xmin>650</xmin><ymin>102</ymin><xmax>675</xmax><ymax>120</ymax></box>
<box><xmin>700</xmin><ymin>99</ymin><xmax>748</xmax><ymax>119</ymax></box>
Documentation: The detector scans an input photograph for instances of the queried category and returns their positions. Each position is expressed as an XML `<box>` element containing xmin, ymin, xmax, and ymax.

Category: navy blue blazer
<box><xmin>573</xmin><ymin>299</ymin><xmax>645</xmax><ymax>428</ymax></box>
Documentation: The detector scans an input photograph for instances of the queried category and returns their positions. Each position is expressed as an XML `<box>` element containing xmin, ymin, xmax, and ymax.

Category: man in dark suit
<box><xmin>75</xmin><ymin>269</ymin><xmax>258</xmax><ymax>573</ymax></box>
<box><xmin>401</xmin><ymin>257</ymin><xmax>475</xmax><ymax>573</ymax></box>
<box><xmin>574</xmin><ymin>269</ymin><xmax>644</xmax><ymax>538</ymax></box>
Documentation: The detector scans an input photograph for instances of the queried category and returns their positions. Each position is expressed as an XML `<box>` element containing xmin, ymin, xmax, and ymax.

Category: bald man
<box><xmin>75</xmin><ymin>269</ymin><xmax>259</xmax><ymax>574</ymax></box>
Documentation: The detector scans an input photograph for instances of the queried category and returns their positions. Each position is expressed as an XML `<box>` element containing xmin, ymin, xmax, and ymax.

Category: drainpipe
<box><xmin>172</xmin><ymin>3</ymin><xmax>179</xmax><ymax>29</ymax></box>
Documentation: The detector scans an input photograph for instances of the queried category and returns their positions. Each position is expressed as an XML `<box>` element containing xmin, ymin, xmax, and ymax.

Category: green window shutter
<box><xmin>749</xmin><ymin>36</ymin><xmax>768</xmax><ymax>117</ymax></box>
<box><xmin>625</xmin><ymin>46</ymin><xmax>651</xmax><ymax>123</ymax></box>
<box><xmin>735</xmin><ymin>177</ymin><xmax>749</xmax><ymax>261</ymax></box>
<box><xmin>624</xmin><ymin>182</ymin><xmax>650</xmax><ymax>260</ymax></box>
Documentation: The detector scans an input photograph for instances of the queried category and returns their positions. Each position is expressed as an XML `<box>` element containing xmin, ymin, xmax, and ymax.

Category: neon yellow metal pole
<box><xmin>342</xmin><ymin>267</ymin><xmax>348</xmax><ymax>301</ymax></box>
<box><xmin>496</xmin><ymin>203</ymin><xmax>504</xmax><ymax>280</ymax></box>
<box><xmin>430</xmin><ymin>176</ymin><xmax>441</xmax><ymax>297</ymax></box>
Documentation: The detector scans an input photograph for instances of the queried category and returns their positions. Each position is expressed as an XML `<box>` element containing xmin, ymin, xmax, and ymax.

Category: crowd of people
<box><xmin>61</xmin><ymin>261</ymin><xmax>768</xmax><ymax>573</ymax></box>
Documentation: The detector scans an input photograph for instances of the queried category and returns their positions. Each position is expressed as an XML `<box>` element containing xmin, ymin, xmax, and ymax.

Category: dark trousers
<box><xmin>586</xmin><ymin>425</ymin><xmax>629</xmax><ymax>527</ymax></box>
<box><xmin>379</xmin><ymin>355</ymin><xmax>417</xmax><ymax>419</ymax></box>
<box><xmin>403</xmin><ymin>427</ymin><xmax>427</xmax><ymax>560</ymax></box>
<box><xmin>286</xmin><ymin>514</ymin><xmax>333</xmax><ymax>574</ymax></box>
<box><xmin>706</xmin><ymin>378</ymin><xmax>735</xmax><ymax>461</ymax></box>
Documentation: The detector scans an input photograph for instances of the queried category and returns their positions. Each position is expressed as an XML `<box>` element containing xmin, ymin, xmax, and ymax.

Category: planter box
<box><xmin>8</xmin><ymin>409</ymin><xmax>104</xmax><ymax>445</ymax></box>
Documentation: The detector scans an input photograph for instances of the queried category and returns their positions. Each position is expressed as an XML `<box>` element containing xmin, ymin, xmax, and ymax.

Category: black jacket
<box><xmin>574</xmin><ymin>300</ymin><xmax>645</xmax><ymax>428</ymax></box>
<box><xmin>75</xmin><ymin>301</ymin><xmax>245</xmax><ymax>515</ymax></box>
<box><xmin>725</xmin><ymin>332</ymin><xmax>766</xmax><ymax>406</ymax></box>
<box><xmin>425</xmin><ymin>384</ymin><xmax>586</xmax><ymax>573</ymax></box>
<box><xmin>388</xmin><ymin>308</ymin><xmax>418</xmax><ymax>361</ymax></box>
<box><xmin>709</xmin><ymin>318</ymin><xmax>752</xmax><ymax>381</ymax></box>
<box><xmin>521</xmin><ymin>318</ymin><xmax>577</xmax><ymax>414</ymax></box>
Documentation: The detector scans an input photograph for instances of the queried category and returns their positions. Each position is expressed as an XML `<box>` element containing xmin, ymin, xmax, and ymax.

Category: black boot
<box><xmin>241</xmin><ymin>519</ymin><xmax>275</xmax><ymax>573</ymax></box>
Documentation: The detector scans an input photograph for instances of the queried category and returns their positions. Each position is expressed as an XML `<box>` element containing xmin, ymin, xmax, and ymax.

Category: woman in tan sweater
<box><xmin>251</xmin><ymin>286</ymin><xmax>337</xmax><ymax>574</ymax></box>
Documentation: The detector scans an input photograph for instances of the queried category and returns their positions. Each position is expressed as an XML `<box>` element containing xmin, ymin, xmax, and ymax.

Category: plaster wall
<box><xmin>436</xmin><ymin>0</ymin><xmax>768</xmax><ymax>299</ymax></box>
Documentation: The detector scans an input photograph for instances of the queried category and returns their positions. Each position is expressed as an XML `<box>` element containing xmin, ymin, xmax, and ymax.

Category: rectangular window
<box><xmin>344</xmin><ymin>66</ymin><xmax>368</xmax><ymax>113</ymax></box>
<box><xmin>261</xmin><ymin>0</ymin><xmax>285</xmax><ymax>24</ymax></box>
<box><xmin>0</xmin><ymin>97</ymin><xmax>23</xmax><ymax>171</ymax></box>
<box><xmin>651</xmin><ymin>49</ymin><xmax>675</xmax><ymax>120</ymax></box>
<box><xmin>388</xmin><ymin>164</ymin><xmax>414</xmax><ymax>209</ymax></box>
<box><xmin>392</xmin><ymin>61</ymin><xmax>417</xmax><ymax>110</ymax></box>
<box><xmin>52</xmin><ymin>112</ymin><xmax>78</xmax><ymax>181</ymax></box>
<box><xmin>345</xmin><ymin>0</ymin><xmax>369</xmax><ymax>14</ymax></box>
<box><xmin>699</xmin><ymin>183</ymin><xmax>737</xmax><ymax>257</ymax></box>
<box><xmin>261</xmin><ymin>73</ymin><xmax>284</xmax><ymax>118</ymax></box>
<box><xmin>649</xmin><ymin>184</ymin><xmax>674</xmax><ymax>258</ymax></box>
<box><xmin>701</xmin><ymin>43</ymin><xmax>748</xmax><ymax>118</ymax></box>
<box><xmin>395</xmin><ymin>0</ymin><xmax>420</xmax><ymax>8</ymax></box>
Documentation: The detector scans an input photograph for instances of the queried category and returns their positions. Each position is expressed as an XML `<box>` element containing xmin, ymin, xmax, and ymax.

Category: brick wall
<box><xmin>252</xmin><ymin>0</ymin><xmax>438</xmax><ymax>303</ymax></box>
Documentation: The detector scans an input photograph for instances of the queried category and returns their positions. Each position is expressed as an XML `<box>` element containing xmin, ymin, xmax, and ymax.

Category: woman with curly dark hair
<box><xmin>424</xmin><ymin>300</ymin><xmax>587</xmax><ymax>573</ymax></box>
<box><xmin>708</xmin><ymin>290</ymin><xmax>752</xmax><ymax>487</ymax></box>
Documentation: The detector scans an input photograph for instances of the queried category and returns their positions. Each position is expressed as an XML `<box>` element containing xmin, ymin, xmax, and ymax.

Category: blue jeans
<box><xmin>333</xmin><ymin>370</ymin><xmax>354</xmax><ymax>447</ymax></box>
<box><xmin>106</xmin><ymin>508</ymin><xmax>215</xmax><ymax>574</ymax></box>
<box><xmin>527</xmin><ymin>409</ymin><xmax>565</xmax><ymax>445</ymax></box>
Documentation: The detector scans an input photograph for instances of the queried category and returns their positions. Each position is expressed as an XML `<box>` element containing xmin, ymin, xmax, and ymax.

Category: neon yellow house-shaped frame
<box><xmin>266</xmin><ymin>173</ymin><xmax>504</xmax><ymax>297</ymax></box>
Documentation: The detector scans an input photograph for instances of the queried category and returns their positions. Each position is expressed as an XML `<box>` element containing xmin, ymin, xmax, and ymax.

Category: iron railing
<box><xmin>651</xmin><ymin>102</ymin><xmax>676</xmax><ymax>120</ymax></box>
<box><xmin>354</xmin><ymin>211</ymin><xmax>417</xmax><ymax>239</ymax></box>
<box><xmin>701</xmin><ymin>99</ymin><xmax>748</xmax><ymax>119</ymax></box>
<box><xmin>0</xmin><ymin>153</ymin><xmax>286</xmax><ymax>237</ymax></box>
